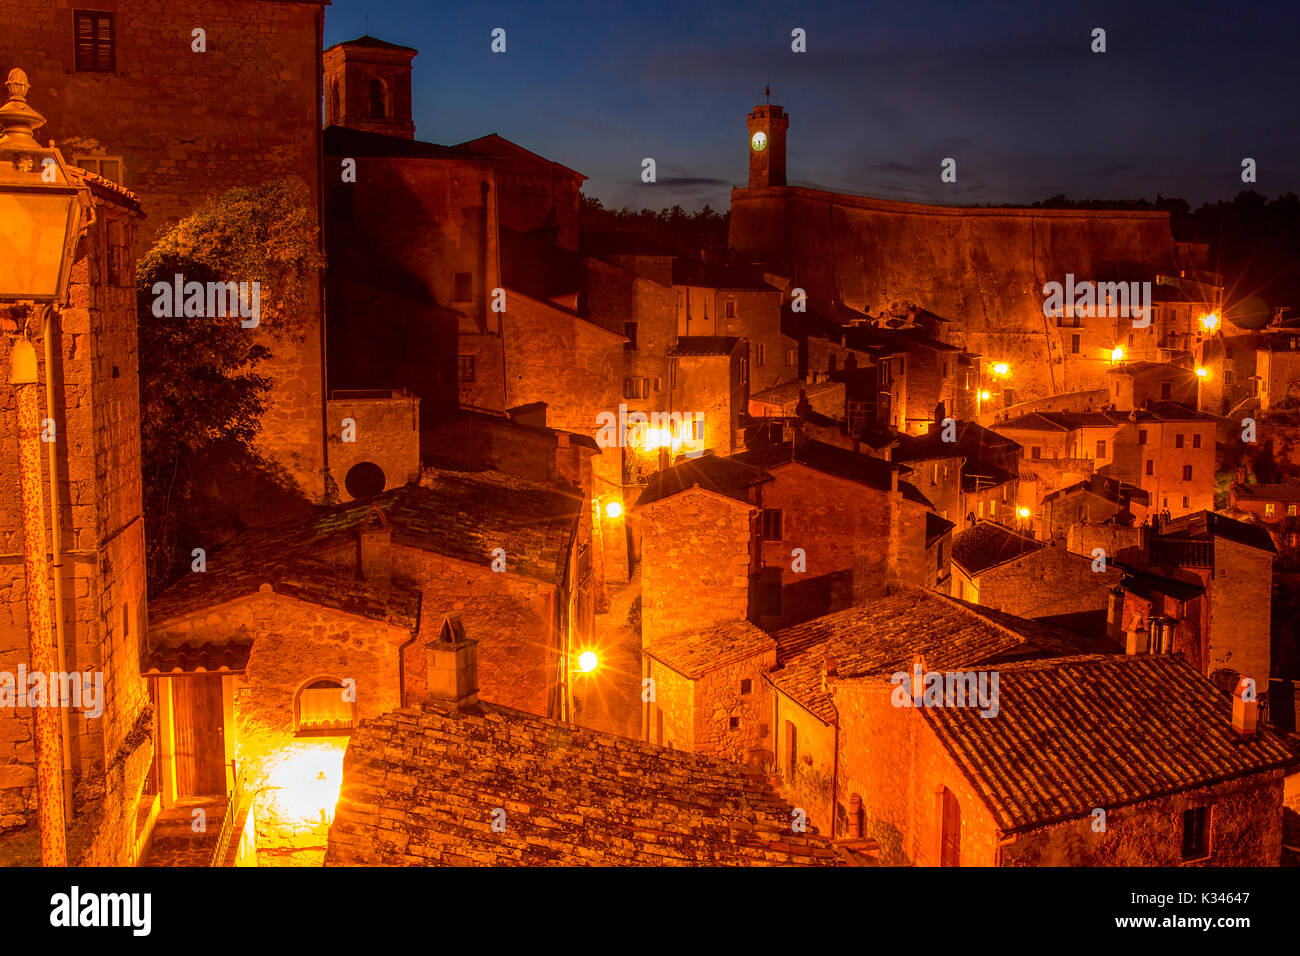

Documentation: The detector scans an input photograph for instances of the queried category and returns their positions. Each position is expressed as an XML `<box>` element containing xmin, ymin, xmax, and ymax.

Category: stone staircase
<box><xmin>140</xmin><ymin>796</ymin><xmax>227</xmax><ymax>867</ymax></box>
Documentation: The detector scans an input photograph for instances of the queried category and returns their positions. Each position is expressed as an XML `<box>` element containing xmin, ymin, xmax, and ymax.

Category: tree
<box><xmin>137</xmin><ymin>179</ymin><xmax>324</xmax><ymax>590</ymax></box>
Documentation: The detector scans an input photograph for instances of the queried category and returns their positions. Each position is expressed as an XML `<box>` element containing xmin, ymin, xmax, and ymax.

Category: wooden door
<box><xmin>173</xmin><ymin>676</ymin><xmax>226</xmax><ymax>796</ymax></box>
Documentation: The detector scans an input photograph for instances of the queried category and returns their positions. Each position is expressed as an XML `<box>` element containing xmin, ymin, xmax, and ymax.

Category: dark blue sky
<box><xmin>324</xmin><ymin>0</ymin><xmax>1300</xmax><ymax>212</ymax></box>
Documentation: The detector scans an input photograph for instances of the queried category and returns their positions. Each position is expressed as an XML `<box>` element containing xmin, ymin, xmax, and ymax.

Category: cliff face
<box><xmin>730</xmin><ymin>187</ymin><xmax>1178</xmax><ymax>399</ymax></box>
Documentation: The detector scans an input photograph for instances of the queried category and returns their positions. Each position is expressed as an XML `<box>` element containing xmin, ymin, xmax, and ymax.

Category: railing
<box><xmin>210</xmin><ymin>762</ymin><xmax>246</xmax><ymax>868</ymax></box>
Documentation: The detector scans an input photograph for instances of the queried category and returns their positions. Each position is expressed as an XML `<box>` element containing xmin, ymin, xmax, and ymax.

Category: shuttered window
<box><xmin>74</xmin><ymin>11</ymin><xmax>115</xmax><ymax>73</ymax></box>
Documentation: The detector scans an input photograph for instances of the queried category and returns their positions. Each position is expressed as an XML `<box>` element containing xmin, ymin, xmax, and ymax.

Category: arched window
<box><xmin>938</xmin><ymin>787</ymin><xmax>961</xmax><ymax>866</ymax></box>
<box><xmin>295</xmin><ymin>678</ymin><xmax>356</xmax><ymax>735</ymax></box>
<box><xmin>368</xmin><ymin>79</ymin><xmax>387</xmax><ymax>120</ymax></box>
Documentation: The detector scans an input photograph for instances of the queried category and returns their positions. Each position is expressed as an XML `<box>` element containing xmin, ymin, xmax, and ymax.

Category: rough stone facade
<box><xmin>955</xmin><ymin>540</ymin><xmax>1122</xmax><ymax>628</ymax></box>
<box><xmin>326</xmin><ymin>390</ymin><xmax>421</xmax><ymax>499</ymax></box>
<box><xmin>0</xmin><ymin>182</ymin><xmax>152</xmax><ymax>863</ymax></box>
<box><xmin>638</xmin><ymin>488</ymin><xmax>756</xmax><ymax>643</ymax></box>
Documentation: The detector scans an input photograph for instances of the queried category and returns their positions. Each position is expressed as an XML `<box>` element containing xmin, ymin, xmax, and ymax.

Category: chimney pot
<box><xmin>426</xmin><ymin>613</ymin><xmax>479</xmax><ymax>709</ymax></box>
<box><xmin>1232</xmin><ymin>676</ymin><xmax>1258</xmax><ymax>739</ymax></box>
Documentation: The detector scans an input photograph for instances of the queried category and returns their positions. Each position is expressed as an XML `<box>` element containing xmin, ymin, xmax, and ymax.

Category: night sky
<box><xmin>324</xmin><ymin>0</ymin><xmax>1300</xmax><ymax>212</ymax></box>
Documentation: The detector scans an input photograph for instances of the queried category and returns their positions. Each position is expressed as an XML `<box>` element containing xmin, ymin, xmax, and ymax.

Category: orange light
<box><xmin>1017</xmin><ymin>507</ymin><xmax>1031</xmax><ymax>518</ymax></box>
<box><xmin>577</xmin><ymin>650</ymin><xmax>599</xmax><ymax>673</ymax></box>
<box><xmin>979</xmin><ymin>390</ymin><xmax>991</xmax><ymax>401</ymax></box>
<box><xmin>1201</xmin><ymin>313</ymin><xmax>1219</xmax><ymax>331</ymax></box>
<box><xmin>992</xmin><ymin>363</ymin><xmax>1009</xmax><ymax>376</ymax></box>
<box><xmin>1196</xmin><ymin>367</ymin><xmax>1209</xmax><ymax>379</ymax></box>
<box><xmin>604</xmin><ymin>500</ymin><xmax>623</xmax><ymax>519</ymax></box>
<box><xmin>1110</xmin><ymin>347</ymin><xmax>1124</xmax><ymax>362</ymax></box>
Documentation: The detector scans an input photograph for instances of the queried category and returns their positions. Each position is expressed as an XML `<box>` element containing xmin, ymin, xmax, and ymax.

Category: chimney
<box><xmin>358</xmin><ymin>505</ymin><xmax>392</xmax><ymax>586</ymax></box>
<box><xmin>427</xmin><ymin>614</ymin><xmax>479</xmax><ymax>709</ymax></box>
<box><xmin>1125</xmin><ymin>619</ymin><xmax>1148</xmax><ymax>656</ymax></box>
<box><xmin>848</xmin><ymin>792</ymin><xmax>864</xmax><ymax>839</ymax></box>
<box><xmin>1105</xmin><ymin>586</ymin><xmax>1125</xmax><ymax>646</ymax></box>
<box><xmin>821</xmin><ymin>654</ymin><xmax>838</xmax><ymax>693</ymax></box>
<box><xmin>1232</xmin><ymin>677</ymin><xmax>1258</xmax><ymax>739</ymax></box>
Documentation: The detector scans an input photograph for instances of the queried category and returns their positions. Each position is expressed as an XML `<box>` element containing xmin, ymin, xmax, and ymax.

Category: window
<box><xmin>624</xmin><ymin>321</ymin><xmax>638</xmax><ymax>350</ymax></box>
<box><xmin>1031</xmin><ymin>446</ymin><xmax>1042</xmax><ymax>460</ymax></box>
<box><xmin>1265</xmin><ymin>503</ymin><xmax>1275</xmax><ymax>517</ymax></box>
<box><xmin>1128</xmin><ymin>333</ymin><xmax>1135</xmax><ymax>347</ymax></box>
<box><xmin>785</xmin><ymin>721</ymin><xmax>798</xmax><ymax>779</ymax></box>
<box><xmin>453</xmin><ymin>272</ymin><xmax>473</xmax><ymax>303</ymax></box>
<box><xmin>759</xmin><ymin>568</ymin><xmax>782</xmax><ymax>617</ymax></box>
<box><xmin>728</xmin><ymin>716</ymin><xmax>740</xmax><ymax>730</ymax></box>
<box><xmin>740</xmin><ymin>679</ymin><xmax>752</xmax><ymax>695</ymax></box>
<box><xmin>760</xmin><ymin>508</ymin><xmax>783</xmax><ymax>541</ymax></box>
<box><xmin>1181</xmin><ymin>806</ymin><xmax>1210</xmax><ymax>861</ymax></box>
<box><xmin>457</xmin><ymin>355</ymin><xmax>475</xmax><ymax>383</ymax></box>
<box><xmin>740</xmin><ymin>357</ymin><xmax>749</xmax><ymax>385</ymax></box>
<box><xmin>1095</xmin><ymin>440</ymin><xmax>1106</xmax><ymax>459</ymax></box>
<box><xmin>936</xmin><ymin>540</ymin><xmax>944</xmax><ymax>570</ymax></box>
<box><xmin>668</xmin><ymin>358</ymin><xmax>678</xmax><ymax>390</ymax></box>
<box><xmin>990</xmin><ymin>499</ymin><xmax>997</xmax><ymax>516</ymax></box>
<box><xmin>295</xmin><ymin>679</ymin><xmax>356</xmax><ymax>734</ymax></box>
<box><xmin>1145</xmin><ymin>460</ymin><xmax>1154</xmax><ymax>476</ymax></box>
<box><xmin>1182</xmin><ymin>496</ymin><xmax>1189</xmax><ymax>509</ymax></box>
<box><xmin>74</xmin><ymin>11</ymin><xmax>115</xmax><ymax>73</ymax></box>
<box><xmin>785</xmin><ymin>348</ymin><xmax>796</xmax><ymax>367</ymax></box>
<box><xmin>932</xmin><ymin>463</ymin><xmax>939</xmax><ymax>485</ymax></box>
<box><xmin>1192</xmin><ymin>433</ymin><xmax>1201</xmax><ymax>449</ymax></box>
<box><xmin>1138</xmin><ymin>429</ymin><xmax>1148</xmax><ymax>446</ymax></box>
<box><xmin>938</xmin><ymin>787</ymin><xmax>961</xmax><ymax>867</ymax></box>
<box><xmin>1175</xmin><ymin>434</ymin><xmax>1184</xmax><ymax>449</ymax></box>
<box><xmin>623</xmin><ymin>377</ymin><xmax>653</xmax><ymax>400</ymax></box>
<box><xmin>754</xmin><ymin>343</ymin><xmax>766</xmax><ymax>367</ymax></box>
<box><xmin>1070</xmin><ymin>334</ymin><xmax>1081</xmax><ymax>354</ymax></box>
<box><xmin>368</xmin><ymin>79</ymin><xmax>387</xmax><ymax>119</ymax></box>
<box><xmin>1289</xmin><ymin>505</ymin><xmax>1297</xmax><ymax>517</ymax></box>
<box><xmin>1183</xmin><ymin>465</ymin><xmax>1193</xmax><ymax>481</ymax></box>
<box><xmin>725</xmin><ymin>299</ymin><xmax>736</xmax><ymax>319</ymax></box>
<box><xmin>73</xmin><ymin>155</ymin><xmax>123</xmax><ymax>183</ymax></box>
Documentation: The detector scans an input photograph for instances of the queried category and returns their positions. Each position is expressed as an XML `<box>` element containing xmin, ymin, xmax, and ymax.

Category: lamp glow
<box><xmin>1110</xmin><ymin>347</ymin><xmax>1124</xmax><ymax>362</ymax></box>
<box><xmin>577</xmin><ymin>650</ymin><xmax>599</xmax><ymax>673</ymax></box>
<box><xmin>1017</xmin><ymin>507</ymin><xmax>1031</xmax><ymax>518</ymax></box>
<box><xmin>992</xmin><ymin>363</ymin><xmax>1009</xmax><ymax>376</ymax></box>
<box><xmin>1196</xmin><ymin>367</ymin><xmax>1208</xmax><ymax>379</ymax></box>
<box><xmin>1201</xmin><ymin>313</ymin><xmax>1219</xmax><ymax>331</ymax></box>
<box><xmin>979</xmin><ymin>390</ymin><xmax>991</xmax><ymax>401</ymax></box>
<box><xmin>604</xmin><ymin>501</ymin><xmax>623</xmax><ymax>519</ymax></box>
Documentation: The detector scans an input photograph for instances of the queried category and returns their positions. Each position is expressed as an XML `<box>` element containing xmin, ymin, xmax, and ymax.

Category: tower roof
<box><xmin>326</xmin><ymin>35</ymin><xmax>417</xmax><ymax>54</ymax></box>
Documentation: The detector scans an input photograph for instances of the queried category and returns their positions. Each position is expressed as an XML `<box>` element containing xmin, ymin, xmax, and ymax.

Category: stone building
<box><xmin>1117</xmin><ymin>511</ymin><xmax>1276</xmax><ymax>690</ymax></box>
<box><xmin>1228</xmin><ymin>481</ymin><xmax>1300</xmax><ymax>559</ymax></box>
<box><xmin>728</xmin><ymin>99</ymin><xmax>1209</xmax><ymax>405</ymax></box>
<box><xmin>1256</xmin><ymin>331</ymin><xmax>1300</xmax><ymax>411</ymax></box>
<box><xmin>1106</xmin><ymin>361</ymin><xmax>1198</xmax><ymax>411</ymax></box>
<box><xmin>1</xmin><ymin>1</ymin><xmax>332</xmax><ymax>498</ymax></box>
<box><xmin>326</xmin><ymin>628</ymin><xmax>845</xmax><ymax>866</ymax></box>
<box><xmin>756</xmin><ymin>590</ymin><xmax>1289</xmax><ymax>865</ymax></box>
<box><xmin>326</xmin><ymin>388</ymin><xmax>421</xmax><ymax>500</ymax></box>
<box><xmin>732</xmin><ymin>439</ymin><xmax>934</xmax><ymax>627</ymax></box>
<box><xmin>1040</xmin><ymin>474</ymin><xmax>1149</xmax><ymax>540</ymax></box>
<box><xmin>0</xmin><ymin>165</ymin><xmax>153</xmax><ymax>865</ymax></box>
<box><xmin>950</xmin><ymin>521</ymin><xmax>1122</xmax><ymax>637</ymax></box>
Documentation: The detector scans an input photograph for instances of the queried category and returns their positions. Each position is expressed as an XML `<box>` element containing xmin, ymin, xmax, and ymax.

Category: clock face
<box><xmin>751</xmin><ymin>131</ymin><xmax>768</xmax><ymax>152</ymax></box>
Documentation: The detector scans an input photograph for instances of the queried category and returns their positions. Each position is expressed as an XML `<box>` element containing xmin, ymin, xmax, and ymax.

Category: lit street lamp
<box><xmin>0</xmin><ymin>67</ymin><xmax>91</xmax><ymax>867</ymax></box>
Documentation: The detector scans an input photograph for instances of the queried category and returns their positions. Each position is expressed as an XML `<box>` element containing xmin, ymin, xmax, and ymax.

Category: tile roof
<box><xmin>1233</xmin><ymin>482</ymin><xmax>1300</xmax><ymax>502</ymax></box>
<box><xmin>1159</xmin><ymin>510</ymin><xmax>1276</xmax><ymax>554</ymax></box>
<box><xmin>926</xmin><ymin>511</ymin><xmax>956</xmax><ymax>544</ymax></box>
<box><xmin>634</xmin><ymin>455</ymin><xmax>772</xmax><ymax>509</ymax></box>
<box><xmin>143</xmin><ymin>640</ymin><xmax>254</xmax><ymax>676</ymax></box>
<box><xmin>326</xmin><ymin>701</ymin><xmax>841</xmax><ymax>866</ymax></box>
<box><xmin>734</xmin><ymin>440</ymin><xmax>930</xmax><ymax>505</ymax></box>
<box><xmin>324</xmin><ymin>125</ymin><xmax>493</xmax><ymax>161</ymax></box>
<box><xmin>150</xmin><ymin>472</ymin><xmax>582</xmax><ymax>625</ymax></box>
<box><xmin>749</xmin><ymin>379</ymin><xmax>842</xmax><ymax>407</ymax></box>
<box><xmin>922</xmin><ymin>654</ymin><xmax>1296</xmax><ymax>832</ymax></box>
<box><xmin>670</xmin><ymin>336</ymin><xmax>741</xmax><ymax>356</ymax></box>
<box><xmin>770</xmin><ymin>590</ymin><xmax>1091</xmax><ymax>722</ymax></box>
<box><xmin>951</xmin><ymin>521</ymin><xmax>1045</xmax><ymax>575</ymax></box>
<box><xmin>1119</xmin><ymin>570</ymin><xmax>1205</xmax><ymax>604</ymax></box>
<box><xmin>892</xmin><ymin>421</ymin><xmax>1019</xmax><ymax>462</ymax></box>
<box><xmin>327</xmin><ymin>35</ymin><xmax>418</xmax><ymax>52</ymax></box>
<box><xmin>644</xmin><ymin>621</ymin><xmax>776</xmax><ymax>679</ymax></box>
<box><xmin>1043</xmin><ymin>474</ymin><xmax>1149</xmax><ymax>507</ymax></box>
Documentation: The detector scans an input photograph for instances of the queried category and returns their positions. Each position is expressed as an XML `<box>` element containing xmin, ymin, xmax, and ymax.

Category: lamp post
<box><xmin>0</xmin><ymin>67</ymin><xmax>90</xmax><ymax>867</ymax></box>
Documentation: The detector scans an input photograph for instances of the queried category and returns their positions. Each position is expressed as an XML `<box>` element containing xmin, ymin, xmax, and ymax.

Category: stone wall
<box><xmin>693</xmin><ymin>650</ymin><xmax>776</xmax><ymax>764</ymax></box>
<box><xmin>1001</xmin><ymin>772</ymin><xmax>1284</xmax><ymax>866</ymax></box>
<box><xmin>973</xmin><ymin>542</ymin><xmax>1122</xmax><ymax>624</ymax></box>
<box><xmin>731</xmin><ymin>186</ymin><xmax>1178</xmax><ymax>402</ymax></box>
<box><xmin>639</xmin><ymin>488</ymin><xmax>755</xmax><ymax>643</ymax></box>
<box><xmin>642</xmin><ymin>655</ymin><xmax>694</xmax><ymax>751</ymax></box>
<box><xmin>1206</xmin><ymin>537</ymin><xmax>1273</xmax><ymax>687</ymax></box>
<box><xmin>0</xmin><ymin>189</ymin><xmax>152</xmax><ymax>862</ymax></box>
<box><xmin>772</xmin><ymin>690</ymin><xmax>838</xmax><ymax>836</ymax></box>
<box><xmin>326</xmin><ymin>391</ymin><xmax>421</xmax><ymax>499</ymax></box>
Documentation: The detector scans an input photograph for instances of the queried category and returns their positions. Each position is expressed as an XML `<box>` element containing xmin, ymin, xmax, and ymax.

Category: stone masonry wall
<box><xmin>639</xmin><ymin>489</ymin><xmax>755</xmax><ymax>643</ymax></box>
<box><xmin>694</xmin><ymin>649</ymin><xmax>777</xmax><ymax>765</ymax></box>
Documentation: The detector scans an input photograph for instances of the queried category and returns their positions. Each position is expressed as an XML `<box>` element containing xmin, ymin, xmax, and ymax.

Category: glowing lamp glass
<box><xmin>1196</xmin><ymin>367</ymin><xmax>1208</xmax><ymax>378</ymax></box>
<box><xmin>979</xmin><ymin>390</ymin><xmax>991</xmax><ymax>401</ymax></box>
<box><xmin>604</xmin><ymin>501</ymin><xmax>623</xmax><ymax>519</ymax></box>
<box><xmin>1017</xmin><ymin>507</ymin><xmax>1031</xmax><ymax>518</ymax></box>
<box><xmin>577</xmin><ymin>651</ymin><xmax>599</xmax><ymax>673</ymax></box>
<box><xmin>1110</xmin><ymin>347</ymin><xmax>1124</xmax><ymax>362</ymax></box>
<box><xmin>1201</xmin><ymin>313</ymin><xmax>1219</xmax><ymax>330</ymax></box>
<box><xmin>992</xmin><ymin>363</ymin><xmax>1009</xmax><ymax>376</ymax></box>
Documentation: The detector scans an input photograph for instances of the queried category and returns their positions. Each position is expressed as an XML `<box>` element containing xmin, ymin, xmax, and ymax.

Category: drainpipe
<box><xmin>42</xmin><ymin>306</ymin><xmax>75</xmax><ymax>821</ymax></box>
<box><xmin>9</xmin><ymin>332</ymin><xmax>67</xmax><ymax>866</ymax></box>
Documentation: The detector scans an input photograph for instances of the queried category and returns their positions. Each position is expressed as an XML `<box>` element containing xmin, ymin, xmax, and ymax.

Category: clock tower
<box><xmin>747</xmin><ymin>96</ymin><xmax>788</xmax><ymax>189</ymax></box>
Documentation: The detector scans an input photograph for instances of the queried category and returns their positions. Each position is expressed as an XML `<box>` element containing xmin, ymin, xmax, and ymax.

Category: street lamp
<box><xmin>0</xmin><ymin>67</ymin><xmax>89</xmax><ymax>868</ymax></box>
<box><xmin>0</xmin><ymin>69</ymin><xmax>87</xmax><ymax>303</ymax></box>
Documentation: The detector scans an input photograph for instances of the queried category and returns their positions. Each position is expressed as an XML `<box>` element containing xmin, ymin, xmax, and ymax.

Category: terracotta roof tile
<box><xmin>645</xmin><ymin>621</ymin><xmax>776</xmax><ymax>679</ymax></box>
<box><xmin>326</xmin><ymin>701</ymin><xmax>839</xmax><ymax>866</ymax></box>
<box><xmin>951</xmin><ymin>520</ymin><xmax>1044</xmax><ymax>575</ymax></box>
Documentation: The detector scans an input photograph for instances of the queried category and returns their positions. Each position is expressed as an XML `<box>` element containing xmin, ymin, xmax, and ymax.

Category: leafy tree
<box><xmin>137</xmin><ymin>179</ymin><xmax>324</xmax><ymax>591</ymax></box>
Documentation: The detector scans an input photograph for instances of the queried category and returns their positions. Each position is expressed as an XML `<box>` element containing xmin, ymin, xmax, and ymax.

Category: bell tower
<box><xmin>323</xmin><ymin>36</ymin><xmax>417</xmax><ymax>139</ymax></box>
<box><xmin>747</xmin><ymin>89</ymin><xmax>788</xmax><ymax>189</ymax></box>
